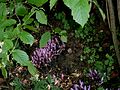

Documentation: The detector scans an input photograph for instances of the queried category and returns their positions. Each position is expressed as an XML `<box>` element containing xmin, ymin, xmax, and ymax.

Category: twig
<box><xmin>13</xmin><ymin>0</ymin><xmax>21</xmax><ymax>24</ymax></box>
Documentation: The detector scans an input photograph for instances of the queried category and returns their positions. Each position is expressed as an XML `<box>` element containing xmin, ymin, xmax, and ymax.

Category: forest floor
<box><xmin>0</xmin><ymin>4</ymin><xmax>120</xmax><ymax>90</ymax></box>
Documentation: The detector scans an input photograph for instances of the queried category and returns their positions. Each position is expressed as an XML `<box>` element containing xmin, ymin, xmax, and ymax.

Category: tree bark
<box><xmin>117</xmin><ymin>0</ymin><xmax>120</xmax><ymax>23</ymax></box>
<box><xmin>106</xmin><ymin>0</ymin><xmax>120</xmax><ymax>66</ymax></box>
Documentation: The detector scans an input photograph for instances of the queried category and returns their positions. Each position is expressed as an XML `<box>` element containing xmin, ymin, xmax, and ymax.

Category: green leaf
<box><xmin>27</xmin><ymin>0</ymin><xmax>48</xmax><ymax>7</ymax></box>
<box><xmin>54</xmin><ymin>27</ymin><xmax>61</xmax><ymax>33</ymax></box>
<box><xmin>12</xmin><ymin>77</ymin><xmax>24</xmax><ymax>90</ymax></box>
<box><xmin>40</xmin><ymin>32</ymin><xmax>51</xmax><ymax>48</ymax></box>
<box><xmin>1</xmin><ymin>54</ymin><xmax>8</xmax><ymax>66</ymax></box>
<box><xmin>3</xmin><ymin>39</ymin><xmax>13</xmax><ymax>50</ymax></box>
<box><xmin>60</xmin><ymin>30</ymin><xmax>67</xmax><ymax>36</ymax></box>
<box><xmin>36</xmin><ymin>10</ymin><xmax>47</xmax><ymax>25</ymax></box>
<box><xmin>0</xmin><ymin>19</ymin><xmax>16</xmax><ymax>29</ymax></box>
<box><xmin>0</xmin><ymin>30</ymin><xmax>5</xmax><ymax>40</ymax></box>
<box><xmin>47</xmin><ymin>75</ymin><xmax>54</xmax><ymax>84</ymax></box>
<box><xmin>105</xmin><ymin>54</ymin><xmax>110</xmax><ymax>58</ymax></box>
<box><xmin>27</xmin><ymin>62</ymin><xmax>38</xmax><ymax>76</ymax></box>
<box><xmin>16</xmin><ymin>0</ymin><xmax>24</xmax><ymax>3</ymax></box>
<box><xmin>23</xmin><ymin>18</ymin><xmax>34</xmax><ymax>25</ymax></box>
<box><xmin>105</xmin><ymin>60</ymin><xmax>109</xmax><ymax>65</ymax></box>
<box><xmin>23</xmin><ymin>9</ymin><xmax>36</xmax><ymax>25</ymax></box>
<box><xmin>84</xmin><ymin>47</ymin><xmax>91</xmax><ymax>54</ymax></box>
<box><xmin>9</xmin><ymin>1</ymin><xmax>14</xmax><ymax>16</ymax></box>
<box><xmin>50</xmin><ymin>0</ymin><xmax>57</xmax><ymax>10</ymax></box>
<box><xmin>59</xmin><ymin>30</ymin><xmax>67</xmax><ymax>42</ymax></box>
<box><xmin>1</xmin><ymin>67</ymin><xmax>7</xmax><ymax>78</ymax></box>
<box><xmin>4</xmin><ymin>26</ymin><xmax>20</xmax><ymax>40</ymax></box>
<box><xmin>24</xmin><ymin>25</ymin><xmax>38</xmax><ymax>32</ymax></box>
<box><xmin>0</xmin><ymin>0</ymin><xmax>6</xmax><ymax>3</ymax></box>
<box><xmin>0</xmin><ymin>3</ymin><xmax>7</xmax><ymax>19</ymax></box>
<box><xmin>63</xmin><ymin>0</ymin><xmax>91</xmax><ymax>27</ymax></box>
<box><xmin>95</xmin><ymin>61</ymin><xmax>104</xmax><ymax>71</ymax></box>
<box><xmin>12</xmin><ymin>27</ymin><xmax>20</xmax><ymax>38</ymax></box>
<box><xmin>16</xmin><ymin>3</ymin><xmax>28</xmax><ymax>16</ymax></box>
<box><xmin>51</xmin><ymin>86</ymin><xmax>61</xmax><ymax>90</ymax></box>
<box><xmin>12</xmin><ymin>49</ymin><xmax>29</xmax><ymax>66</ymax></box>
<box><xmin>61</xmin><ymin>36</ymin><xmax>67</xmax><ymax>42</ymax></box>
<box><xmin>19</xmin><ymin>31</ymin><xmax>34</xmax><ymax>45</ymax></box>
<box><xmin>97</xmin><ymin>87</ymin><xmax>104</xmax><ymax>90</ymax></box>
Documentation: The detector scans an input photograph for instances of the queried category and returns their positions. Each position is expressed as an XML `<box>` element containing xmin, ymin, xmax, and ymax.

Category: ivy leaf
<box><xmin>50</xmin><ymin>0</ymin><xmax>57</xmax><ymax>10</ymax></box>
<box><xmin>3</xmin><ymin>39</ymin><xmax>13</xmax><ymax>50</ymax></box>
<box><xmin>39</xmin><ymin>32</ymin><xmax>51</xmax><ymax>48</ymax></box>
<box><xmin>27</xmin><ymin>62</ymin><xmax>38</xmax><ymax>76</ymax></box>
<box><xmin>19</xmin><ymin>31</ymin><xmax>34</xmax><ymax>46</ymax></box>
<box><xmin>16</xmin><ymin>3</ymin><xmax>28</xmax><ymax>16</ymax></box>
<box><xmin>12</xmin><ymin>49</ymin><xmax>29</xmax><ymax>66</ymax></box>
<box><xmin>36</xmin><ymin>10</ymin><xmax>47</xmax><ymax>25</ymax></box>
<box><xmin>63</xmin><ymin>0</ymin><xmax>91</xmax><ymax>27</ymax></box>
<box><xmin>27</xmin><ymin>0</ymin><xmax>48</xmax><ymax>7</ymax></box>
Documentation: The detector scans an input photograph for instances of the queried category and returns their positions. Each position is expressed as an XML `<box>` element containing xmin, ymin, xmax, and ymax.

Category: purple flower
<box><xmin>30</xmin><ymin>35</ymin><xmax>65</xmax><ymax>68</ymax></box>
<box><xmin>70</xmin><ymin>80</ymin><xmax>91</xmax><ymax>90</ymax></box>
<box><xmin>88</xmin><ymin>69</ymin><xmax>103</xmax><ymax>85</ymax></box>
<box><xmin>88</xmin><ymin>69</ymin><xmax>100</xmax><ymax>80</ymax></box>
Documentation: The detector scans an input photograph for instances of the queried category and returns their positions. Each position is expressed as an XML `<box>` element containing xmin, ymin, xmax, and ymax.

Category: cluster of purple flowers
<box><xmin>70</xmin><ymin>80</ymin><xmax>91</xmax><ymax>90</ymax></box>
<box><xmin>30</xmin><ymin>35</ymin><xmax>65</xmax><ymax>68</ymax></box>
<box><xmin>70</xmin><ymin>69</ymin><xmax>103</xmax><ymax>90</ymax></box>
<box><xmin>88</xmin><ymin>69</ymin><xmax>103</xmax><ymax>85</ymax></box>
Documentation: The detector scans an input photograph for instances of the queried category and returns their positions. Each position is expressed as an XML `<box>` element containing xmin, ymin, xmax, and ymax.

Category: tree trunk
<box><xmin>117</xmin><ymin>0</ymin><xmax>120</xmax><ymax>23</ymax></box>
<box><xmin>106</xmin><ymin>0</ymin><xmax>120</xmax><ymax>66</ymax></box>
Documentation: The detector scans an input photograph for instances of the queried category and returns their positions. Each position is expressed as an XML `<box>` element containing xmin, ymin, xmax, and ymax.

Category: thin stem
<box><xmin>13</xmin><ymin>0</ymin><xmax>21</xmax><ymax>24</ymax></box>
<box><xmin>9</xmin><ymin>38</ymin><xmax>19</xmax><ymax>56</ymax></box>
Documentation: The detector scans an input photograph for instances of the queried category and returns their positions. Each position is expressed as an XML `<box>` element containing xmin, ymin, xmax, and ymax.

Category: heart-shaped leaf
<box><xmin>63</xmin><ymin>0</ymin><xmax>91</xmax><ymax>27</ymax></box>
